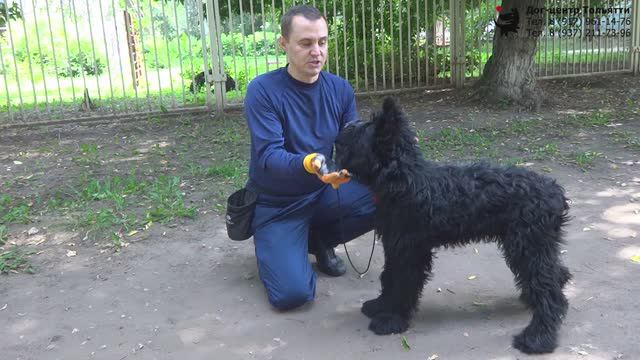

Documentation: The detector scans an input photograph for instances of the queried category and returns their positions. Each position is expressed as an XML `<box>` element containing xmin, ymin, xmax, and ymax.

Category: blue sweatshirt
<box><xmin>244</xmin><ymin>66</ymin><xmax>358</xmax><ymax>197</ymax></box>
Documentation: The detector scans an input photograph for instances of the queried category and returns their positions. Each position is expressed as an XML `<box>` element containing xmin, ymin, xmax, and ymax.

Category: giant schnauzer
<box><xmin>335</xmin><ymin>97</ymin><xmax>571</xmax><ymax>354</ymax></box>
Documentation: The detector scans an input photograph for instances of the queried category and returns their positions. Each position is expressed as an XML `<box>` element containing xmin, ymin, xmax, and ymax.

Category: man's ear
<box><xmin>278</xmin><ymin>36</ymin><xmax>288</xmax><ymax>52</ymax></box>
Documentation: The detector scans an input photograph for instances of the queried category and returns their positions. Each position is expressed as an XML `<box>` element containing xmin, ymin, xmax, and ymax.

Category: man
<box><xmin>244</xmin><ymin>4</ymin><xmax>376</xmax><ymax>311</ymax></box>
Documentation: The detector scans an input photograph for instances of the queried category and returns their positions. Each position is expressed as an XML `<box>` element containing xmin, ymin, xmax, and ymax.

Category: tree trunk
<box><xmin>473</xmin><ymin>0</ymin><xmax>546</xmax><ymax>109</ymax></box>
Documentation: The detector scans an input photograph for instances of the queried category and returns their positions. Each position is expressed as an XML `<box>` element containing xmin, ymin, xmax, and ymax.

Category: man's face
<box><xmin>279</xmin><ymin>15</ymin><xmax>328</xmax><ymax>83</ymax></box>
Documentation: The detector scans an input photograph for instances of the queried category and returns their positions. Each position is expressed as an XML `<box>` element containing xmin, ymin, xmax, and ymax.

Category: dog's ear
<box><xmin>373</xmin><ymin>97</ymin><xmax>406</xmax><ymax>152</ymax></box>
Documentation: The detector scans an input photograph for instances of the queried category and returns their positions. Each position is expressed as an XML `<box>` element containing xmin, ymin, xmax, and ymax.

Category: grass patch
<box><xmin>610</xmin><ymin>130</ymin><xmax>640</xmax><ymax>151</ymax></box>
<box><xmin>0</xmin><ymin>225</ymin><xmax>8</xmax><ymax>246</ymax></box>
<box><xmin>420</xmin><ymin>127</ymin><xmax>496</xmax><ymax>160</ymax></box>
<box><xmin>0</xmin><ymin>246</ymin><xmax>35</xmax><ymax>274</ymax></box>
<box><xmin>569</xmin><ymin>151</ymin><xmax>604</xmax><ymax>170</ymax></box>
<box><xmin>567</xmin><ymin>111</ymin><xmax>611</xmax><ymax>127</ymax></box>
<box><xmin>54</xmin><ymin>173</ymin><xmax>197</xmax><ymax>240</ymax></box>
<box><xmin>531</xmin><ymin>143</ymin><xmax>560</xmax><ymax>160</ymax></box>
<box><xmin>145</xmin><ymin>176</ymin><xmax>197</xmax><ymax>223</ymax></box>
<box><xmin>72</xmin><ymin>143</ymin><xmax>101</xmax><ymax>167</ymax></box>
<box><xmin>0</xmin><ymin>194</ymin><xmax>33</xmax><ymax>225</ymax></box>
<box><xmin>75</xmin><ymin>208</ymin><xmax>138</xmax><ymax>237</ymax></box>
<box><xmin>505</xmin><ymin>119</ymin><xmax>538</xmax><ymax>136</ymax></box>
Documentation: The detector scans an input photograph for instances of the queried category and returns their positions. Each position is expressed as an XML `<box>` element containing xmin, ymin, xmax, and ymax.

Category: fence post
<box><xmin>450</xmin><ymin>0</ymin><xmax>466</xmax><ymax>87</ymax></box>
<box><xmin>632</xmin><ymin>0</ymin><xmax>640</xmax><ymax>75</ymax></box>
<box><xmin>206</xmin><ymin>0</ymin><xmax>225</xmax><ymax>115</ymax></box>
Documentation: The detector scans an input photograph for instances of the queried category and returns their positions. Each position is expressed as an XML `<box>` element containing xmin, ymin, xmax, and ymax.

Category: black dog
<box><xmin>335</xmin><ymin>97</ymin><xmax>571</xmax><ymax>354</ymax></box>
<box><xmin>189</xmin><ymin>70</ymin><xmax>236</xmax><ymax>93</ymax></box>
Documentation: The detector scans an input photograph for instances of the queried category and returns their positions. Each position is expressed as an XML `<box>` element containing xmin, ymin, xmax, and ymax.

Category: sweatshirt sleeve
<box><xmin>244</xmin><ymin>80</ymin><xmax>307</xmax><ymax>177</ymax></box>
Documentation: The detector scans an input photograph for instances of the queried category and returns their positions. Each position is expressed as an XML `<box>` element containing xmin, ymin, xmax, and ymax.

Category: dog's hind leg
<box><xmin>367</xmin><ymin>245</ymin><xmax>434</xmax><ymax>335</ymax></box>
<box><xmin>503</xmin><ymin>230</ymin><xmax>569</xmax><ymax>354</ymax></box>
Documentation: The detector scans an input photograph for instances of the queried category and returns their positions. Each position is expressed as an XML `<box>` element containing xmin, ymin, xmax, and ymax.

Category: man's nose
<box><xmin>310</xmin><ymin>44</ymin><xmax>321</xmax><ymax>55</ymax></box>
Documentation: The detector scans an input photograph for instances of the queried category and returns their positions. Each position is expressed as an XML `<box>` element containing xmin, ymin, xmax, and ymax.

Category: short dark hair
<box><xmin>280</xmin><ymin>5</ymin><xmax>326</xmax><ymax>39</ymax></box>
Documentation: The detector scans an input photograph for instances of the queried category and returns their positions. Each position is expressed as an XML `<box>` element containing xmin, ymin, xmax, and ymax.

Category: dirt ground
<box><xmin>1</xmin><ymin>73</ymin><xmax>639</xmax><ymax>360</ymax></box>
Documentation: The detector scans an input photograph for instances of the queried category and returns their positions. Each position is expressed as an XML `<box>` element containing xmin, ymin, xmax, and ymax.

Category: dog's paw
<box><xmin>513</xmin><ymin>327</ymin><xmax>557</xmax><ymax>354</ymax></box>
<box><xmin>361</xmin><ymin>297</ymin><xmax>386</xmax><ymax>318</ymax></box>
<box><xmin>368</xmin><ymin>313</ymin><xmax>409</xmax><ymax>335</ymax></box>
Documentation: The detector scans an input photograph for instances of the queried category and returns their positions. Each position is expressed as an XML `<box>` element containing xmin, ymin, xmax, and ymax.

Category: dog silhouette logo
<box><xmin>495</xmin><ymin>5</ymin><xmax>520</xmax><ymax>36</ymax></box>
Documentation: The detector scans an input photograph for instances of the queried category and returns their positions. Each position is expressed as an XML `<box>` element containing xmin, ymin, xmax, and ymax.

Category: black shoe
<box><xmin>314</xmin><ymin>247</ymin><xmax>346</xmax><ymax>277</ymax></box>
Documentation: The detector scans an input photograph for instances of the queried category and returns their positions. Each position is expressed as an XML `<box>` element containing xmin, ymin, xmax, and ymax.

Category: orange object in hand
<box><xmin>320</xmin><ymin>169</ymin><xmax>351</xmax><ymax>189</ymax></box>
<box><xmin>303</xmin><ymin>153</ymin><xmax>351</xmax><ymax>189</ymax></box>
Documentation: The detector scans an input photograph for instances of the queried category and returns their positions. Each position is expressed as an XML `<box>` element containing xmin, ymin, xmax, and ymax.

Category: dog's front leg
<box><xmin>367</xmin><ymin>243</ymin><xmax>434</xmax><ymax>335</ymax></box>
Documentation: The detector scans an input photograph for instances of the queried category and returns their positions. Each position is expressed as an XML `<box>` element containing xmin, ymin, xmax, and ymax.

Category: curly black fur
<box><xmin>335</xmin><ymin>97</ymin><xmax>572</xmax><ymax>354</ymax></box>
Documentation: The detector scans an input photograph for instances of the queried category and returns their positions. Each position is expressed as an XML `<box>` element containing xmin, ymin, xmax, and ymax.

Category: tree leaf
<box><xmin>401</xmin><ymin>336</ymin><xmax>411</xmax><ymax>350</ymax></box>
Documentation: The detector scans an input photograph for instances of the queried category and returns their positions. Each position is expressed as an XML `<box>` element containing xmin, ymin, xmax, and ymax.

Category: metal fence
<box><xmin>0</xmin><ymin>0</ymin><xmax>638</xmax><ymax>125</ymax></box>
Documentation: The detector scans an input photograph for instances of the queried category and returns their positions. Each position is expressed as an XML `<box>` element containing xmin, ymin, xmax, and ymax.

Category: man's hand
<box><xmin>303</xmin><ymin>153</ymin><xmax>351</xmax><ymax>189</ymax></box>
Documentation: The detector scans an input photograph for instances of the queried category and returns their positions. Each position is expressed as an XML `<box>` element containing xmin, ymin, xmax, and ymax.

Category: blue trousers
<box><xmin>251</xmin><ymin>180</ymin><xmax>376</xmax><ymax>310</ymax></box>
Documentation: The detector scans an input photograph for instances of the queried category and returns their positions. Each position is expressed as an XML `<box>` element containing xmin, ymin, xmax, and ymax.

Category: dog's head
<box><xmin>335</xmin><ymin>97</ymin><xmax>420</xmax><ymax>189</ymax></box>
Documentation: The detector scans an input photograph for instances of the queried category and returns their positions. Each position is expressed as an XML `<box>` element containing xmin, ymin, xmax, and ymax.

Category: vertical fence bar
<box><xmin>185</xmin><ymin>0</ymin><xmax>195</xmax><ymax>103</ymax></box>
<box><xmin>261</xmin><ymin>0</ymin><xmax>269</xmax><ymax>73</ymax></box>
<box><xmin>44</xmin><ymin>0</ymin><xmax>63</xmax><ymax>105</ymax></box>
<box><xmin>416</xmin><ymin>0</ymin><xmax>421</xmax><ymax>85</ymax></box>
<box><xmin>598</xmin><ymin>0</ymin><xmax>602</xmax><ymax>72</ymax></box>
<box><xmin>381</xmin><ymin>0</ymin><xmax>386</xmax><ymax>88</ymax></box>
<box><xmin>240</xmin><ymin>0</ymin><xmax>249</xmax><ymax>90</ymax></box>
<box><xmin>371</xmin><ymin>0</ymin><xmax>377</xmax><ymax>90</ymax></box>
<box><xmin>616</xmin><ymin>0</ymin><xmax>622</xmax><ymax>70</ymax></box>
<box><xmin>272</xmin><ymin>0</ymin><xmax>279</xmax><ymax>69</ymax></box>
<box><xmin>148</xmin><ymin>0</ymin><xmax>164</xmax><ymax>107</ymax></box>
<box><xmin>440</xmin><ymin>0</ymin><xmax>445</xmax><ymax>83</ymax></box>
<box><xmin>580</xmin><ymin>0</ymin><xmax>584</xmax><ymax>73</ymax></box>
<box><xmin>85</xmin><ymin>0</ymin><xmax>104</xmax><ymax>102</ymax></box>
<box><xmin>332</xmin><ymin>0</ymin><xmax>339</xmax><ymax>77</ymax></box>
<box><xmin>558</xmin><ymin>0</ymin><xmax>562</xmax><ymax>76</ymax></box>
<box><xmin>28</xmin><ymin>0</ymin><xmax>50</xmax><ymax>110</ymax></box>
<box><xmin>342</xmin><ymin>0</ymin><xmax>348</xmax><ymax>83</ymax></box>
<box><xmin>98</xmin><ymin>0</ymin><xmax>116</xmax><ymax>111</ymax></box>
<box><xmin>135</xmin><ymin>0</ymin><xmax>152</xmax><ymax>110</ymax></box>
<box><xmin>159</xmin><ymin>0</ymin><xmax>176</xmax><ymax>108</ymax></box>
<box><xmin>632</xmin><ymin>0</ymin><xmax>640</xmax><ymax>74</ymax></box>
<box><xmin>407</xmin><ymin>0</ymin><xmax>412</xmax><ymax>87</ymax></box>
<box><xmin>589</xmin><ymin>0</ymin><xmax>594</xmax><ymax>73</ymax></box>
<box><xmin>228</xmin><ymin>0</ymin><xmax>239</xmax><ymax>85</ymax></box>
<box><xmin>432</xmin><ymin>0</ymin><xmax>437</xmax><ymax>84</ymax></box>
<box><xmin>351</xmin><ymin>0</ymin><xmax>358</xmax><ymax>90</ymax></box>
<box><xmin>390</xmin><ymin>0</ymin><xmax>395</xmax><ymax>88</ymax></box>
<box><xmin>70</xmin><ymin>0</ymin><xmax>89</xmax><ymax>98</ymax></box>
<box><xmin>544</xmin><ymin>0</ymin><xmax>549</xmax><ymax>75</ymax></box>
<box><xmin>571</xmin><ymin>0</ymin><xmax>584</xmax><ymax>74</ymax></box>
<box><xmin>424</xmin><ymin>0</ymin><xmax>429</xmax><ymax>85</ymax></box>
<box><xmin>361</xmin><ymin>0</ymin><xmax>368</xmax><ymax>90</ymax></box>
<box><xmin>249</xmin><ymin>0</ymin><xmax>259</xmax><ymax>78</ymax></box>
<box><xmin>322</xmin><ymin>0</ymin><xmax>328</xmax><ymax>73</ymax></box>
<box><xmin>5</xmin><ymin>1</ymin><xmax>24</xmax><ymax>115</ymax></box>
<box><xmin>172</xmin><ymin>0</ymin><xmax>186</xmax><ymax>105</ymax></box>
<box><xmin>112</xmin><ymin>0</ymin><xmax>128</xmax><ymax>106</ymax></box>
<box><xmin>212</xmin><ymin>0</ymin><xmax>225</xmax><ymax>109</ymax></box>
<box><xmin>0</xmin><ymin>40</ymin><xmax>13</xmax><ymax>120</ymax></box>
<box><xmin>205</xmin><ymin>0</ymin><xmax>220</xmax><ymax>110</ymax></box>
<box><xmin>398</xmin><ymin>0</ymin><xmax>404</xmax><ymax>88</ymax></box>
<box><xmin>123</xmin><ymin>0</ymin><xmax>140</xmax><ymax>110</ymax></box>
<box><xmin>551</xmin><ymin>0</ymin><xmax>556</xmax><ymax>75</ymax></box>
<box><xmin>196</xmin><ymin>0</ymin><xmax>211</xmax><ymax>106</ymax></box>
<box><xmin>59</xmin><ymin>0</ymin><xmax>76</xmax><ymax>101</ymax></box>
<box><xmin>16</xmin><ymin>0</ymin><xmax>38</xmax><ymax>108</ymax></box>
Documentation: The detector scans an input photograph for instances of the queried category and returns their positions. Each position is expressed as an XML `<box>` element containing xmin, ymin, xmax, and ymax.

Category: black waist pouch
<box><xmin>225</xmin><ymin>187</ymin><xmax>257</xmax><ymax>241</ymax></box>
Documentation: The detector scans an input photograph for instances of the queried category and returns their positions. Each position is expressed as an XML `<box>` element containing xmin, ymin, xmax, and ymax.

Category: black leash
<box><xmin>337</xmin><ymin>187</ymin><xmax>376</xmax><ymax>278</ymax></box>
